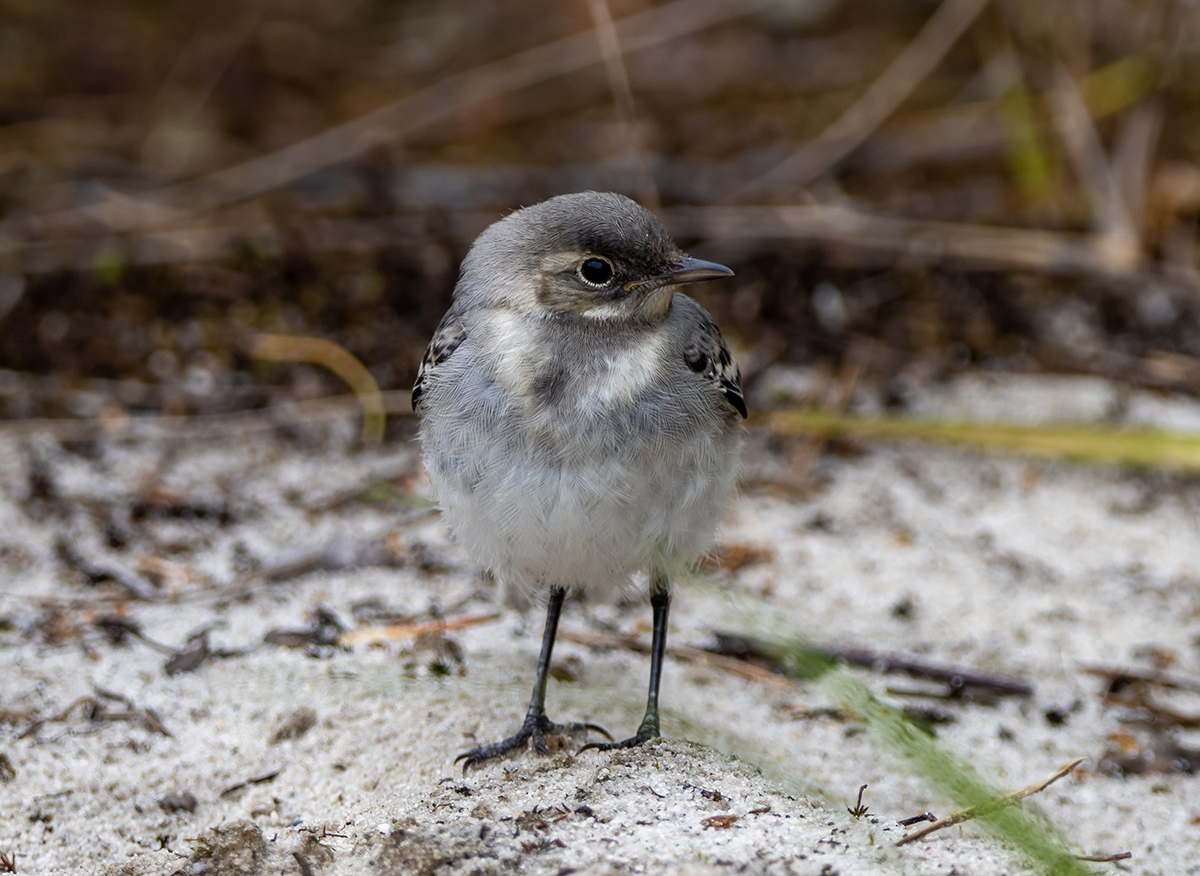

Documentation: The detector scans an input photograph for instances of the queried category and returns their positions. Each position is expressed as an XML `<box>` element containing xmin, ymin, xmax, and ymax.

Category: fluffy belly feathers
<box><xmin>422</xmin><ymin>415</ymin><xmax>739</xmax><ymax>599</ymax></box>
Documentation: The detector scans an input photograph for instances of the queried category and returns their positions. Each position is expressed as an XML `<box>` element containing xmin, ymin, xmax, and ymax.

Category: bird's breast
<box><xmin>483</xmin><ymin>316</ymin><xmax>669</xmax><ymax>418</ymax></box>
<box><xmin>569</xmin><ymin>334</ymin><xmax>666</xmax><ymax>411</ymax></box>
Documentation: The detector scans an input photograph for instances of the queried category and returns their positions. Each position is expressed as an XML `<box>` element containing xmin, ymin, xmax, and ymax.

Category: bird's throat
<box><xmin>635</xmin><ymin>287</ymin><xmax>675</xmax><ymax>323</ymax></box>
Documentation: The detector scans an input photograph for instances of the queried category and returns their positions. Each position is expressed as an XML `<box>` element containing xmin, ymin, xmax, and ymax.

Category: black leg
<box><xmin>580</xmin><ymin>574</ymin><xmax>670</xmax><ymax>753</ymax></box>
<box><xmin>455</xmin><ymin>587</ymin><xmax>610</xmax><ymax>771</ymax></box>
<box><xmin>526</xmin><ymin>584</ymin><xmax>566</xmax><ymax>731</ymax></box>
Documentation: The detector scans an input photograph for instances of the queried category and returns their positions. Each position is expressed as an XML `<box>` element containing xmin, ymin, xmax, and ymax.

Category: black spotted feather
<box><xmin>684</xmin><ymin>321</ymin><xmax>746</xmax><ymax>419</ymax></box>
<box><xmin>412</xmin><ymin>320</ymin><xmax>466</xmax><ymax>413</ymax></box>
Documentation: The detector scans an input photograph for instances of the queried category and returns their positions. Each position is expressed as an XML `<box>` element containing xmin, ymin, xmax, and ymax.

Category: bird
<box><xmin>412</xmin><ymin>191</ymin><xmax>745</xmax><ymax>770</ymax></box>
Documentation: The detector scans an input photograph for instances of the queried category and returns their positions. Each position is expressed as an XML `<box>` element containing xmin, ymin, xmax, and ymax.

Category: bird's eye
<box><xmin>578</xmin><ymin>257</ymin><xmax>615</xmax><ymax>287</ymax></box>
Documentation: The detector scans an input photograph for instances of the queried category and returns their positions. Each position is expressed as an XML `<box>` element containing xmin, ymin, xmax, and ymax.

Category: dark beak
<box><xmin>655</xmin><ymin>256</ymin><xmax>734</xmax><ymax>286</ymax></box>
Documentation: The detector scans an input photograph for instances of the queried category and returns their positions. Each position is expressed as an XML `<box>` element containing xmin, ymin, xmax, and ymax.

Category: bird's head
<box><xmin>456</xmin><ymin>191</ymin><xmax>732</xmax><ymax>322</ymax></box>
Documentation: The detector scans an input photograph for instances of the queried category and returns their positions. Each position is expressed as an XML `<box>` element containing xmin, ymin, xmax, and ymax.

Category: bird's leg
<box><xmin>456</xmin><ymin>586</ymin><xmax>610</xmax><ymax>771</ymax></box>
<box><xmin>580</xmin><ymin>573</ymin><xmax>670</xmax><ymax>753</ymax></box>
<box><xmin>637</xmin><ymin>587</ymin><xmax>670</xmax><ymax>737</ymax></box>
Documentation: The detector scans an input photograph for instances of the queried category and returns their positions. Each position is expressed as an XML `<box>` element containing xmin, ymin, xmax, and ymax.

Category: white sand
<box><xmin>1</xmin><ymin>373</ymin><xmax>1198</xmax><ymax>874</ymax></box>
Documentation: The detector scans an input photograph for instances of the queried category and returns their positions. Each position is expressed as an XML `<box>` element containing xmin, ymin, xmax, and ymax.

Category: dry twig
<box><xmin>3</xmin><ymin>0</ymin><xmax>763</xmax><ymax>243</ymax></box>
<box><xmin>1079</xmin><ymin>662</ymin><xmax>1200</xmax><ymax>694</ymax></box>
<box><xmin>1075</xmin><ymin>852</ymin><xmax>1132</xmax><ymax>863</ymax></box>
<box><xmin>1112</xmin><ymin>99</ymin><xmax>1165</xmax><ymax>239</ymax></box>
<box><xmin>19</xmin><ymin>692</ymin><xmax>171</xmax><ymax>740</ymax></box>
<box><xmin>193</xmin><ymin>529</ymin><xmax>434</xmax><ymax>605</ymax></box>
<box><xmin>587</xmin><ymin>0</ymin><xmax>660</xmax><ymax>212</ymax></box>
<box><xmin>248</xmin><ymin>333</ymin><xmax>386</xmax><ymax>444</ymax></box>
<box><xmin>0</xmin><ymin>390</ymin><xmax>415</xmax><ymax>442</ymax></box>
<box><xmin>895</xmin><ymin>757</ymin><xmax>1085</xmax><ymax>846</ymax></box>
<box><xmin>1044</xmin><ymin>66</ymin><xmax>1140</xmax><ymax>268</ymax></box>
<box><xmin>558</xmin><ymin>628</ymin><xmax>793</xmax><ymax>687</ymax></box>
<box><xmin>340</xmin><ymin>612</ymin><xmax>500</xmax><ymax>647</ymax></box>
<box><xmin>663</xmin><ymin>204</ymin><xmax>1172</xmax><ymax>279</ymax></box>
<box><xmin>1101</xmin><ymin>691</ymin><xmax>1200</xmax><ymax>730</ymax></box>
<box><xmin>709</xmin><ymin>632</ymin><xmax>1032</xmax><ymax>698</ymax></box>
<box><xmin>738</xmin><ymin>0</ymin><xmax>992</xmax><ymax>196</ymax></box>
<box><xmin>14</xmin><ymin>198</ymin><xmax>1192</xmax><ymax>284</ymax></box>
<box><xmin>787</xmin><ymin>356</ymin><xmax>864</xmax><ymax>488</ymax></box>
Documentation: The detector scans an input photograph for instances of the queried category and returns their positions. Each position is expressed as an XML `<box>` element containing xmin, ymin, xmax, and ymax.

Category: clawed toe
<box><xmin>455</xmin><ymin>715</ymin><xmax>611</xmax><ymax>772</ymax></box>
<box><xmin>454</xmin><ymin>731</ymin><xmax>528</xmax><ymax>771</ymax></box>
<box><xmin>577</xmin><ymin>732</ymin><xmax>656</xmax><ymax>754</ymax></box>
<box><xmin>571</xmin><ymin>721</ymin><xmax>613</xmax><ymax>742</ymax></box>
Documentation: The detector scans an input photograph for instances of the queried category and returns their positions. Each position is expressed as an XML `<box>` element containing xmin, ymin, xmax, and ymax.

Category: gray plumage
<box><xmin>414</xmin><ymin>191</ymin><xmax>744</xmax><ymax>766</ymax></box>
<box><xmin>414</xmin><ymin>192</ymin><xmax>745</xmax><ymax>602</ymax></box>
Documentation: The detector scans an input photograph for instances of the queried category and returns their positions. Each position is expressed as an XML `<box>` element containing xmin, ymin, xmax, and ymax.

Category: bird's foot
<box><xmin>455</xmin><ymin>713</ymin><xmax>611</xmax><ymax>772</ymax></box>
<box><xmin>578</xmin><ymin>731</ymin><xmax>658</xmax><ymax>754</ymax></box>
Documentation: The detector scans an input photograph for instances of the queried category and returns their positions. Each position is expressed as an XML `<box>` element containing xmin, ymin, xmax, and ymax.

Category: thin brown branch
<box><xmin>1044</xmin><ymin>66</ymin><xmax>1140</xmax><ymax>267</ymax></box>
<box><xmin>587</xmin><ymin>0</ymin><xmax>660</xmax><ymax>213</ymax></box>
<box><xmin>1101</xmin><ymin>691</ymin><xmax>1200</xmax><ymax>730</ymax></box>
<box><xmin>340</xmin><ymin>613</ymin><xmax>501</xmax><ymax>647</ymax></box>
<box><xmin>787</xmin><ymin>355</ymin><xmax>863</xmax><ymax>488</ymax></box>
<box><xmin>1112</xmin><ymin>98</ymin><xmax>1165</xmax><ymax>238</ymax></box>
<box><xmin>15</xmin><ymin>202</ymin><xmax>1193</xmax><ymax>286</ymax></box>
<box><xmin>5</xmin><ymin>0</ymin><xmax>761</xmax><ymax>241</ymax></box>
<box><xmin>8</xmin><ymin>212</ymin><xmax>492</xmax><ymax>275</ymax></box>
<box><xmin>707</xmin><ymin>632</ymin><xmax>1033</xmax><ymax>698</ymax></box>
<box><xmin>1079</xmin><ymin>662</ymin><xmax>1200</xmax><ymax>694</ymax></box>
<box><xmin>171</xmin><ymin>523</ymin><xmax>438</xmax><ymax>605</ymax></box>
<box><xmin>248</xmin><ymin>333</ymin><xmax>386</xmax><ymax>444</ymax></box>
<box><xmin>738</xmin><ymin>0</ymin><xmax>992</xmax><ymax>197</ymax></box>
<box><xmin>1075</xmin><ymin>852</ymin><xmax>1132</xmax><ymax>863</ymax></box>
<box><xmin>558</xmin><ymin>628</ymin><xmax>794</xmax><ymax>687</ymax></box>
<box><xmin>663</xmin><ymin>204</ymin><xmax>1183</xmax><ymax>281</ymax></box>
<box><xmin>896</xmin><ymin>757</ymin><xmax>1086</xmax><ymax>846</ymax></box>
<box><xmin>0</xmin><ymin>390</ymin><xmax>415</xmax><ymax>442</ymax></box>
<box><xmin>845</xmin><ymin>101</ymin><xmax>1007</xmax><ymax>174</ymax></box>
<box><xmin>141</xmin><ymin>8</ymin><xmax>263</xmax><ymax>160</ymax></box>
<box><xmin>19</xmin><ymin>694</ymin><xmax>172</xmax><ymax>740</ymax></box>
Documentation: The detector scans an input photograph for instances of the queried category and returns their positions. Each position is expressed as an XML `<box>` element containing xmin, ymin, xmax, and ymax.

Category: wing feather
<box><xmin>683</xmin><ymin>321</ymin><xmax>746</xmax><ymax>419</ymax></box>
<box><xmin>412</xmin><ymin>320</ymin><xmax>467</xmax><ymax>413</ymax></box>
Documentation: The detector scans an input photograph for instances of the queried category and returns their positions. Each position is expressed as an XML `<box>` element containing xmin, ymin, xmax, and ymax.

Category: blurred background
<box><xmin>0</xmin><ymin>0</ymin><xmax>1197</xmax><ymax>430</ymax></box>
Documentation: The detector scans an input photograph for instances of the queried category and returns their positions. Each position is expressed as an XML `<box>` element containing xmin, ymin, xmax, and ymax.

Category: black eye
<box><xmin>578</xmin><ymin>257</ymin><xmax>615</xmax><ymax>287</ymax></box>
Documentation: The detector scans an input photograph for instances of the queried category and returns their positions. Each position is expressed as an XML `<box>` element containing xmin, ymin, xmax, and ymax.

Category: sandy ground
<box><xmin>2</xmin><ymin>372</ymin><xmax>1200</xmax><ymax>875</ymax></box>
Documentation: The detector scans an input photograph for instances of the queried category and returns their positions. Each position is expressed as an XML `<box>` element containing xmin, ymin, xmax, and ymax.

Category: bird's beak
<box><xmin>654</xmin><ymin>257</ymin><xmax>734</xmax><ymax>286</ymax></box>
<box><xmin>624</xmin><ymin>256</ymin><xmax>733</xmax><ymax>320</ymax></box>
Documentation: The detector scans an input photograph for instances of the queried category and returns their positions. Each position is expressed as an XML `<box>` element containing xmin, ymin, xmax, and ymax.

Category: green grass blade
<box><xmin>763</xmin><ymin>409</ymin><xmax>1200</xmax><ymax>472</ymax></box>
<box><xmin>770</xmin><ymin>635</ymin><xmax>1090</xmax><ymax>875</ymax></box>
